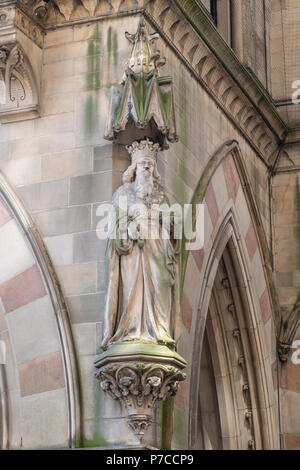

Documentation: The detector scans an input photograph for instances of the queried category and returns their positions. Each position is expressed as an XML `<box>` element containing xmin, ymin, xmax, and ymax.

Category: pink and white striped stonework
<box><xmin>0</xmin><ymin>197</ymin><xmax>69</xmax><ymax>449</ymax></box>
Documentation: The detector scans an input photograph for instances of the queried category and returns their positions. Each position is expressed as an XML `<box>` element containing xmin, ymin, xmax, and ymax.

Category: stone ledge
<box><xmin>0</xmin><ymin>106</ymin><xmax>39</xmax><ymax>124</ymax></box>
<box><xmin>95</xmin><ymin>341</ymin><xmax>187</xmax><ymax>370</ymax></box>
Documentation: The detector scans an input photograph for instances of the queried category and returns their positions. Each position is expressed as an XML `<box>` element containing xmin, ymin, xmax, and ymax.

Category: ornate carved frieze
<box><xmin>0</xmin><ymin>1</ymin><xmax>16</xmax><ymax>28</ymax></box>
<box><xmin>0</xmin><ymin>42</ymin><xmax>38</xmax><ymax>121</ymax></box>
<box><xmin>15</xmin><ymin>9</ymin><xmax>44</xmax><ymax>48</ymax></box>
<box><xmin>0</xmin><ymin>1</ymin><xmax>17</xmax><ymax>45</ymax></box>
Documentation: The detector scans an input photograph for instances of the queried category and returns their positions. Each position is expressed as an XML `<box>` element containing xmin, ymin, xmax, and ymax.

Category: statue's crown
<box><xmin>126</xmin><ymin>139</ymin><xmax>161</xmax><ymax>163</ymax></box>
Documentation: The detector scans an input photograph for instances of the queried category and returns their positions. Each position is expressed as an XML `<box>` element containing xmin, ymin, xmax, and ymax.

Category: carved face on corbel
<box><xmin>0</xmin><ymin>47</ymin><xmax>8</xmax><ymax>64</ymax></box>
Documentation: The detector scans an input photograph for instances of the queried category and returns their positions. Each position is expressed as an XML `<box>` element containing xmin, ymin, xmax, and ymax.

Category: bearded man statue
<box><xmin>101</xmin><ymin>139</ymin><xmax>181</xmax><ymax>351</ymax></box>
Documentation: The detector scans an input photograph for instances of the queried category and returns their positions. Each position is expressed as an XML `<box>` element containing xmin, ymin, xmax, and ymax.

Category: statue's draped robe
<box><xmin>101</xmin><ymin>183</ymin><xmax>181</xmax><ymax>350</ymax></box>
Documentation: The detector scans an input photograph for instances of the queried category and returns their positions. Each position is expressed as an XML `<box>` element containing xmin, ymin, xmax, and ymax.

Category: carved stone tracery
<box><xmin>0</xmin><ymin>42</ymin><xmax>37</xmax><ymax>119</ymax></box>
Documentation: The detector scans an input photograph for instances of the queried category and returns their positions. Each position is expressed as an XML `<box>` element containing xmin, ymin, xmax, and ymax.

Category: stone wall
<box><xmin>273</xmin><ymin>158</ymin><xmax>300</xmax><ymax>449</ymax></box>
<box><xmin>0</xmin><ymin>6</ymin><xmax>295</xmax><ymax>449</ymax></box>
<box><xmin>269</xmin><ymin>0</ymin><xmax>300</xmax><ymax>124</ymax></box>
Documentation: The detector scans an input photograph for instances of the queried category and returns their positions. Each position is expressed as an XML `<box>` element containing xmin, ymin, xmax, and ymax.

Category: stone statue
<box><xmin>101</xmin><ymin>139</ymin><xmax>181</xmax><ymax>350</ymax></box>
<box><xmin>95</xmin><ymin>20</ymin><xmax>186</xmax><ymax>443</ymax></box>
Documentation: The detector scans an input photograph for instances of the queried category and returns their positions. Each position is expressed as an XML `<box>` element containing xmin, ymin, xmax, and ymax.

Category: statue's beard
<box><xmin>135</xmin><ymin>173</ymin><xmax>154</xmax><ymax>201</ymax></box>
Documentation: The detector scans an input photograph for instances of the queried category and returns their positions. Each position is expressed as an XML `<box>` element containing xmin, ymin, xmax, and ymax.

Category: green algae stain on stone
<box><xmin>171</xmin><ymin>72</ymin><xmax>188</xmax><ymax>206</ymax></box>
<box><xmin>105</xmin><ymin>27</ymin><xmax>119</xmax><ymax>88</ymax></box>
<box><xmin>86</xmin><ymin>24</ymin><xmax>101</xmax><ymax>92</ymax></box>
<box><xmin>107</xmin><ymin>26</ymin><xmax>112</xmax><ymax>56</ymax></box>
<box><xmin>85</xmin><ymin>95</ymin><xmax>94</xmax><ymax>135</ymax></box>
<box><xmin>79</xmin><ymin>369</ymin><xmax>109</xmax><ymax>448</ymax></box>
<box><xmin>81</xmin><ymin>434</ymin><xmax>108</xmax><ymax>449</ymax></box>
<box><xmin>172</xmin><ymin>407</ymin><xmax>185</xmax><ymax>449</ymax></box>
<box><xmin>107</xmin><ymin>27</ymin><xmax>118</xmax><ymax>67</ymax></box>
<box><xmin>85</xmin><ymin>24</ymin><xmax>102</xmax><ymax>134</ymax></box>
<box><xmin>113</xmin><ymin>30</ymin><xmax>118</xmax><ymax>67</ymax></box>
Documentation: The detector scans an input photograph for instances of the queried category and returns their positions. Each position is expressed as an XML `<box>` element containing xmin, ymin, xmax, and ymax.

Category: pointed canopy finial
<box><xmin>123</xmin><ymin>17</ymin><xmax>164</xmax><ymax>78</ymax></box>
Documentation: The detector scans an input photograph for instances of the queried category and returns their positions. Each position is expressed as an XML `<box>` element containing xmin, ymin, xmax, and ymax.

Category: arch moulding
<box><xmin>0</xmin><ymin>172</ymin><xmax>81</xmax><ymax>449</ymax></box>
<box><xmin>177</xmin><ymin>141</ymin><xmax>280</xmax><ymax>450</ymax></box>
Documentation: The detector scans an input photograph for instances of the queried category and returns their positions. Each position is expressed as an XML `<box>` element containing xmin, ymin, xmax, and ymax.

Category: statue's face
<box><xmin>135</xmin><ymin>157</ymin><xmax>155</xmax><ymax>181</ymax></box>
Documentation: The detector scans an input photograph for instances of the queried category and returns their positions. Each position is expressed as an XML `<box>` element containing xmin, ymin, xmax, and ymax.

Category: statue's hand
<box><xmin>127</xmin><ymin>221</ymin><xmax>140</xmax><ymax>241</ymax></box>
<box><xmin>116</xmin><ymin>237</ymin><xmax>133</xmax><ymax>255</ymax></box>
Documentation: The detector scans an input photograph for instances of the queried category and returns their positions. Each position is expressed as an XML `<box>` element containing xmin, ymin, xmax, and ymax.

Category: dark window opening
<box><xmin>210</xmin><ymin>0</ymin><xmax>218</xmax><ymax>26</ymax></box>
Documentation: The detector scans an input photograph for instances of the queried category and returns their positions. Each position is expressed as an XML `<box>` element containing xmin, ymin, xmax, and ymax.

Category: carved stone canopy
<box><xmin>105</xmin><ymin>17</ymin><xmax>178</xmax><ymax>148</ymax></box>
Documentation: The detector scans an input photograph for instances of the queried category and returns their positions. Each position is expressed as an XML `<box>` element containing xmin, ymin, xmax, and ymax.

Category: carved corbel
<box><xmin>95</xmin><ymin>345</ymin><xmax>186</xmax><ymax>442</ymax></box>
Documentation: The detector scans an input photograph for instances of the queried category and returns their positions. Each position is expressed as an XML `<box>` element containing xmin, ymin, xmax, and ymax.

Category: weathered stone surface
<box><xmin>33</xmin><ymin>206</ymin><xmax>91</xmax><ymax>236</ymax></box>
<box><xmin>66</xmin><ymin>292</ymin><xmax>105</xmax><ymax>324</ymax></box>
<box><xmin>0</xmin><ymin>265</ymin><xmax>46</xmax><ymax>313</ymax></box>
<box><xmin>10</xmin><ymin>133</ymin><xmax>75</xmax><ymax>160</ymax></box>
<box><xmin>0</xmin><ymin>220</ymin><xmax>34</xmax><ymax>285</ymax></box>
<box><xmin>17</xmin><ymin>179</ymin><xmax>68</xmax><ymax>212</ymax></box>
<box><xmin>19</xmin><ymin>351</ymin><xmax>65</xmax><ymax>397</ymax></box>
<box><xmin>56</xmin><ymin>263</ymin><xmax>97</xmax><ymax>296</ymax></box>
<box><xmin>72</xmin><ymin>323</ymin><xmax>100</xmax><ymax>356</ymax></box>
<box><xmin>69</xmin><ymin>172</ymin><xmax>113</xmax><ymax>205</ymax></box>
<box><xmin>19</xmin><ymin>388</ymin><xmax>69</xmax><ymax>449</ymax></box>
<box><xmin>42</xmin><ymin>148</ymin><xmax>93</xmax><ymax>180</ymax></box>
<box><xmin>73</xmin><ymin>231</ymin><xmax>106</xmax><ymax>263</ymax></box>
<box><xmin>44</xmin><ymin>234</ymin><xmax>74</xmax><ymax>266</ymax></box>
<box><xmin>3</xmin><ymin>157</ymin><xmax>42</xmax><ymax>187</ymax></box>
<box><xmin>42</xmin><ymin>93</ymin><xmax>75</xmax><ymax>116</ymax></box>
<box><xmin>6</xmin><ymin>296</ymin><xmax>60</xmax><ymax>363</ymax></box>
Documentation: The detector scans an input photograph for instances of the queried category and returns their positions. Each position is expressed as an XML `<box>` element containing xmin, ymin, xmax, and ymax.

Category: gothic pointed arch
<box><xmin>174</xmin><ymin>141</ymin><xmax>281</xmax><ymax>450</ymax></box>
<box><xmin>0</xmin><ymin>172</ymin><xmax>81</xmax><ymax>449</ymax></box>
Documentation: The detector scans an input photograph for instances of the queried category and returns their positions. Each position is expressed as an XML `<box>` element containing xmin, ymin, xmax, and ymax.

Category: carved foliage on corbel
<box><xmin>96</xmin><ymin>361</ymin><xmax>185</xmax><ymax>439</ymax></box>
<box><xmin>0</xmin><ymin>43</ymin><xmax>38</xmax><ymax>114</ymax></box>
<box><xmin>278</xmin><ymin>300</ymin><xmax>300</xmax><ymax>362</ymax></box>
<box><xmin>97</xmin><ymin>362</ymin><xmax>185</xmax><ymax>410</ymax></box>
